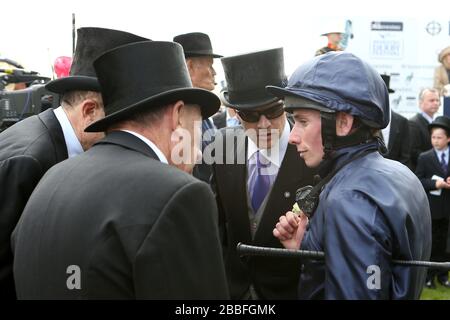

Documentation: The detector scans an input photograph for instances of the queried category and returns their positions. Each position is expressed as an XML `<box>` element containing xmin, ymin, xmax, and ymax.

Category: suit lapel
<box><xmin>430</xmin><ymin>150</ymin><xmax>446</xmax><ymax>176</ymax></box>
<box><xmin>418</xmin><ymin>114</ymin><xmax>430</xmax><ymax>140</ymax></box>
<box><xmin>38</xmin><ymin>109</ymin><xmax>68</xmax><ymax>162</ymax></box>
<box><xmin>254</xmin><ymin>143</ymin><xmax>315</xmax><ymax>244</ymax></box>
<box><xmin>96</xmin><ymin>130</ymin><xmax>160</xmax><ymax>161</ymax></box>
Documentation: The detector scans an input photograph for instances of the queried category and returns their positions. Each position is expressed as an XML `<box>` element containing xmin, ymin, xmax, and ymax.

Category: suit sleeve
<box><xmin>323</xmin><ymin>190</ymin><xmax>393</xmax><ymax>299</ymax></box>
<box><xmin>133</xmin><ymin>180</ymin><xmax>229</xmax><ymax>299</ymax></box>
<box><xmin>415</xmin><ymin>153</ymin><xmax>437</xmax><ymax>191</ymax></box>
<box><xmin>1</xmin><ymin>156</ymin><xmax>43</xmax><ymax>262</ymax></box>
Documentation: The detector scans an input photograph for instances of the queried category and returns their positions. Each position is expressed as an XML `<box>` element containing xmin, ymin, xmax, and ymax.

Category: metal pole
<box><xmin>72</xmin><ymin>13</ymin><xmax>76</xmax><ymax>55</ymax></box>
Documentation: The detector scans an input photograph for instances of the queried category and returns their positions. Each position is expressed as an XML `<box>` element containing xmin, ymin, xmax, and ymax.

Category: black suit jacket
<box><xmin>212</xmin><ymin>111</ymin><xmax>227</xmax><ymax>129</ymax></box>
<box><xmin>211</xmin><ymin>125</ymin><xmax>316</xmax><ymax>299</ymax></box>
<box><xmin>409</xmin><ymin>113</ymin><xmax>432</xmax><ymax>171</ymax></box>
<box><xmin>0</xmin><ymin>109</ymin><xmax>67</xmax><ymax>298</ymax></box>
<box><xmin>12</xmin><ymin>131</ymin><xmax>229</xmax><ymax>299</ymax></box>
<box><xmin>415</xmin><ymin>149</ymin><xmax>450</xmax><ymax>220</ymax></box>
<box><xmin>384</xmin><ymin>111</ymin><xmax>411</xmax><ymax>167</ymax></box>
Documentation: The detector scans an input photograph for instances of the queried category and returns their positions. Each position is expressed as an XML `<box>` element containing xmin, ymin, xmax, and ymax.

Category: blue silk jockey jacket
<box><xmin>299</xmin><ymin>141</ymin><xmax>432</xmax><ymax>299</ymax></box>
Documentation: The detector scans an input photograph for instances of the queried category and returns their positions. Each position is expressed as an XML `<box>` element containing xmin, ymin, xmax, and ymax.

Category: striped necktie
<box><xmin>251</xmin><ymin>151</ymin><xmax>272</xmax><ymax>213</ymax></box>
<box><xmin>440</xmin><ymin>152</ymin><xmax>447</xmax><ymax>175</ymax></box>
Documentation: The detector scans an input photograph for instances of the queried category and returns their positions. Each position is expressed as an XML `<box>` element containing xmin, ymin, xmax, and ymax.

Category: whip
<box><xmin>237</xmin><ymin>243</ymin><xmax>450</xmax><ymax>270</ymax></box>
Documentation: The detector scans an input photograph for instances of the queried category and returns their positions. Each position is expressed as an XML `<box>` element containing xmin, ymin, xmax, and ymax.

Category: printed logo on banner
<box><xmin>426</xmin><ymin>21</ymin><xmax>441</xmax><ymax>35</ymax></box>
<box><xmin>371</xmin><ymin>40</ymin><xmax>402</xmax><ymax>58</ymax></box>
<box><xmin>370</xmin><ymin>21</ymin><xmax>404</xmax><ymax>59</ymax></box>
<box><xmin>371</xmin><ymin>21</ymin><xmax>403</xmax><ymax>31</ymax></box>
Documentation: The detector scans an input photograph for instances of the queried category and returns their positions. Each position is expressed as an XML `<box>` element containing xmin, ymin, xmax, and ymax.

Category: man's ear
<box><xmin>186</xmin><ymin>58</ymin><xmax>194</xmax><ymax>74</ymax></box>
<box><xmin>81</xmin><ymin>99</ymin><xmax>100</xmax><ymax>123</ymax></box>
<box><xmin>335</xmin><ymin>112</ymin><xmax>354</xmax><ymax>136</ymax></box>
<box><xmin>170</xmin><ymin>100</ymin><xmax>185</xmax><ymax>130</ymax></box>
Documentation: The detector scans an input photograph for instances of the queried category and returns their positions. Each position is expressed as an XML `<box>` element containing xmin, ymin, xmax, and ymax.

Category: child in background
<box><xmin>416</xmin><ymin>115</ymin><xmax>450</xmax><ymax>289</ymax></box>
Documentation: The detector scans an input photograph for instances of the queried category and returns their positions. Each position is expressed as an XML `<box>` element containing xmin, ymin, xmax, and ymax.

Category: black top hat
<box><xmin>173</xmin><ymin>32</ymin><xmax>222</xmax><ymax>58</ymax></box>
<box><xmin>381</xmin><ymin>74</ymin><xmax>395</xmax><ymax>93</ymax></box>
<box><xmin>221</xmin><ymin>48</ymin><xmax>286</xmax><ymax>110</ymax></box>
<box><xmin>85</xmin><ymin>41</ymin><xmax>220</xmax><ymax>132</ymax></box>
<box><xmin>46</xmin><ymin>27</ymin><xmax>149</xmax><ymax>94</ymax></box>
<box><xmin>219</xmin><ymin>86</ymin><xmax>235</xmax><ymax>108</ymax></box>
<box><xmin>429</xmin><ymin>116</ymin><xmax>450</xmax><ymax>134</ymax></box>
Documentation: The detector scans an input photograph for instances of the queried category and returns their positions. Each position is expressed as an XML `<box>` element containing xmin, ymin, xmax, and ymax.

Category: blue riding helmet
<box><xmin>266</xmin><ymin>52</ymin><xmax>390</xmax><ymax>129</ymax></box>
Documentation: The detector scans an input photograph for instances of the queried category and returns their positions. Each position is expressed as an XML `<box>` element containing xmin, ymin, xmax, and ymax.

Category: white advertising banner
<box><xmin>347</xmin><ymin>18</ymin><xmax>450</xmax><ymax>118</ymax></box>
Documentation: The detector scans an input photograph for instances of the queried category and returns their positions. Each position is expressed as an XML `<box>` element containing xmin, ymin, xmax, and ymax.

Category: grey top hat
<box><xmin>221</xmin><ymin>48</ymin><xmax>286</xmax><ymax>110</ymax></box>
<box><xmin>85</xmin><ymin>41</ymin><xmax>220</xmax><ymax>132</ymax></box>
<box><xmin>173</xmin><ymin>32</ymin><xmax>222</xmax><ymax>58</ymax></box>
<box><xmin>46</xmin><ymin>27</ymin><xmax>149</xmax><ymax>94</ymax></box>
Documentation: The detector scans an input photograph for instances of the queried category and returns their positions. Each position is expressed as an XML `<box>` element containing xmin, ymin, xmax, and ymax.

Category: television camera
<box><xmin>0</xmin><ymin>66</ymin><xmax>59</xmax><ymax>132</ymax></box>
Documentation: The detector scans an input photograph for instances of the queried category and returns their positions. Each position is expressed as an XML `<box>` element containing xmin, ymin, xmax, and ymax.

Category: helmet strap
<box><xmin>321</xmin><ymin>112</ymin><xmax>375</xmax><ymax>157</ymax></box>
<box><xmin>334</xmin><ymin>128</ymin><xmax>374</xmax><ymax>149</ymax></box>
<box><xmin>320</xmin><ymin>112</ymin><xmax>336</xmax><ymax>159</ymax></box>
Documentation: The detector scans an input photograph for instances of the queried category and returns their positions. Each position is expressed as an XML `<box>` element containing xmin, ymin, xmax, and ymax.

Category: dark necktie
<box><xmin>251</xmin><ymin>151</ymin><xmax>272</xmax><ymax>213</ymax></box>
<box><xmin>440</xmin><ymin>152</ymin><xmax>447</xmax><ymax>175</ymax></box>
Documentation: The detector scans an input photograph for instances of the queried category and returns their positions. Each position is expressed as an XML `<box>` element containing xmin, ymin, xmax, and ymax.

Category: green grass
<box><xmin>420</xmin><ymin>273</ymin><xmax>450</xmax><ymax>300</ymax></box>
<box><xmin>420</xmin><ymin>285</ymin><xmax>450</xmax><ymax>300</ymax></box>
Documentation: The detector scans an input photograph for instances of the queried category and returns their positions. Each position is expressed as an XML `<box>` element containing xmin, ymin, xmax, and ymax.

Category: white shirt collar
<box><xmin>120</xmin><ymin>129</ymin><xmax>168</xmax><ymax>164</ymax></box>
<box><xmin>247</xmin><ymin>118</ymin><xmax>290</xmax><ymax>167</ymax></box>
<box><xmin>435</xmin><ymin>147</ymin><xmax>449</xmax><ymax>161</ymax></box>
<box><xmin>53</xmin><ymin>106</ymin><xmax>84</xmax><ymax>158</ymax></box>
<box><xmin>421</xmin><ymin>112</ymin><xmax>434</xmax><ymax>124</ymax></box>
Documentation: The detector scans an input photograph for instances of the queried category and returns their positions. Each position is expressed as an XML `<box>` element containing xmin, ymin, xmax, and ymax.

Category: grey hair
<box><xmin>418</xmin><ymin>88</ymin><xmax>439</xmax><ymax>102</ymax></box>
<box><xmin>61</xmin><ymin>91</ymin><xmax>103</xmax><ymax>109</ymax></box>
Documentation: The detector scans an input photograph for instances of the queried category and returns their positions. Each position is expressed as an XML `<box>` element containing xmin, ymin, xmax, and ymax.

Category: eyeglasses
<box><xmin>237</xmin><ymin>103</ymin><xmax>284</xmax><ymax>123</ymax></box>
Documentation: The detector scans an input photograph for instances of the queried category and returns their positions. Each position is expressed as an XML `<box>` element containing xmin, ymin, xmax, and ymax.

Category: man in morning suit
<box><xmin>0</xmin><ymin>27</ymin><xmax>148</xmax><ymax>299</ymax></box>
<box><xmin>409</xmin><ymin>88</ymin><xmax>441</xmax><ymax>171</ymax></box>
<box><xmin>211</xmin><ymin>48</ymin><xmax>316</xmax><ymax>299</ymax></box>
<box><xmin>12</xmin><ymin>41</ymin><xmax>229</xmax><ymax>299</ymax></box>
